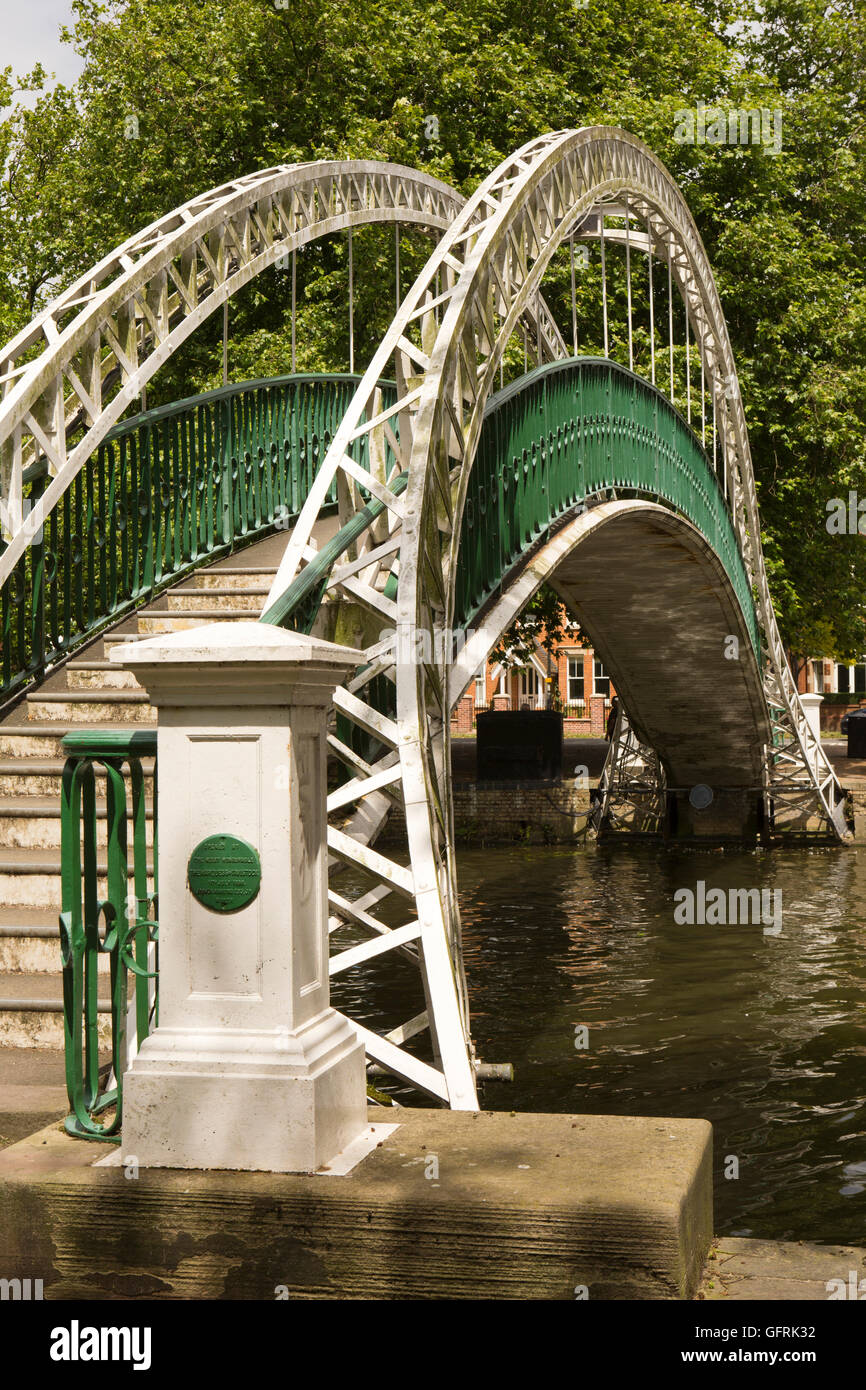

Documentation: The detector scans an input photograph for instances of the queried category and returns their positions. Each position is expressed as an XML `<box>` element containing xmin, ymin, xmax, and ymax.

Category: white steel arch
<box><xmin>0</xmin><ymin>161</ymin><xmax>461</xmax><ymax>563</ymax></box>
<box><xmin>0</xmin><ymin>157</ymin><xmax>567</xmax><ymax>573</ymax></box>
<box><xmin>1</xmin><ymin>133</ymin><xmax>846</xmax><ymax>1112</ymax></box>
<box><xmin>0</xmin><ymin>151</ymin><xmax>571</xmax><ymax>1111</ymax></box>
<box><xmin>270</xmin><ymin>127</ymin><xmax>847</xmax><ymax>1110</ymax></box>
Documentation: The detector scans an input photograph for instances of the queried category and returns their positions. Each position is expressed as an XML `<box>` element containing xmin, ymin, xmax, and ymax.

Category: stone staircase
<box><xmin>0</xmin><ymin>538</ymin><xmax>283</xmax><ymax>1048</ymax></box>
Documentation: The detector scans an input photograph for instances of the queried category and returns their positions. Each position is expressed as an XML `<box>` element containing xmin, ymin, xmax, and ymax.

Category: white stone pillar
<box><xmin>800</xmin><ymin>692</ymin><xmax>824</xmax><ymax>746</ymax></box>
<box><xmin>110</xmin><ymin>621</ymin><xmax>367</xmax><ymax>1173</ymax></box>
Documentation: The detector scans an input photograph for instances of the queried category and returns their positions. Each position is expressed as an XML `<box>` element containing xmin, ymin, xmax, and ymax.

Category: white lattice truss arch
<box><xmin>0</xmin><ymin>157</ymin><xmax>565</xmax><ymax>564</ymax></box>
<box><xmin>266</xmin><ymin>127</ymin><xmax>847</xmax><ymax>1109</ymax></box>
<box><xmin>0</xmin><ymin>152</ymin><xmax>566</xmax><ymax>1111</ymax></box>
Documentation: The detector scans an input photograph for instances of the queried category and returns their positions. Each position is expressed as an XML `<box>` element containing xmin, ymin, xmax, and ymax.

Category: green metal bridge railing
<box><xmin>457</xmin><ymin>357</ymin><xmax>760</xmax><ymax>651</ymax></box>
<box><xmin>55</xmin><ymin>360</ymin><xmax>758</xmax><ymax>1138</ymax></box>
<box><xmin>1</xmin><ymin>373</ymin><xmax>396</xmax><ymax>713</ymax></box>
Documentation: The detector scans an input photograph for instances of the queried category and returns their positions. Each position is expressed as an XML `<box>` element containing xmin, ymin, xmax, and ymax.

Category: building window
<box><xmin>811</xmin><ymin>659</ymin><xmax>824</xmax><ymax>694</ymax></box>
<box><xmin>474</xmin><ymin>672</ymin><xmax>485</xmax><ymax>705</ymax></box>
<box><xmin>567</xmin><ymin>656</ymin><xmax>585</xmax><ymax>706</ymax></box>
<box><xmin>836</xmin><ymin>663</ymin><xmax>866</xmax><ymax>695</ymax></box>
<box><xmin>593</xmin><ymin>657</ymin><xmax>610</xmax><ymax>698</ymax></box>
<box><xmin>518</xmin><ymin>666</ymin><xmax>540</xmax><ymax>708</ymax></box>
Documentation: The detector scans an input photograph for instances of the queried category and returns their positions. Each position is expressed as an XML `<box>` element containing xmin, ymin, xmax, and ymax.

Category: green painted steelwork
<box><xmin>1</xmin><ymin>374</ymin><xmax>396</xmax><ymax>711</ymax></box>
<box><xmin>457</xmin><ymin>358</ymin><xmax>760</xmax><ymax>653</ymax></box>
<box><xmin>59</xmin><ymin>729</ymin><xmax>158</xmax><ymax>1142</ymax></box>
<box><xmin>257</xmin><ymin>360</ymin><xmax>758</xmax><ymax>655</ymax></box>
<box><xmin>259</xmin><ymin>472</ymin><xmax>409</xmax><ymax>632</ymax></box>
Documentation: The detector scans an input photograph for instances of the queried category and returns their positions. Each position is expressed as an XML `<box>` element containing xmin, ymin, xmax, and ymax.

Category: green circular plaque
<box><xmin>187</xmin><ymin>834</ymin><xmax>261</xmax><ymax>914</ymax></box>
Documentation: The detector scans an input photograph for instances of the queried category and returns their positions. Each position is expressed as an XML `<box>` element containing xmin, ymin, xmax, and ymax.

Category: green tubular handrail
<box><xmin>258</xmin><ymin>473</ymin><xmax>408</xmax><ymax>775</ymax></box>
<box><xmin>59</xmin><ymin>729</ymin><xmax>158</xmax><ymax>1142</ymax></box>
<box><xmin>259</xmin><ymin>473</ymin><xmax>409</xmax><ymax>633</ymax></box>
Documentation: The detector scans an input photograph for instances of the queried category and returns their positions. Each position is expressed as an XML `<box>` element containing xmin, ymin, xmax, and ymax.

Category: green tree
<box><xmin>491</xmin><ymin>583</ymin><xmax>575</xmax><ymax>709</ymax></box>
<box><xmin>1</xmin><ymin>0</ymin><xmax>864</xmax><ymax>661</ymax></box>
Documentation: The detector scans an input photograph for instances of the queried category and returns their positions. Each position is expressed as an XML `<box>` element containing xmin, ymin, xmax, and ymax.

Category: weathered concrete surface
<box><xmin>833</xmin><ymin>771</ymin><xmax>866</xmax><ymax>844</ymax></box>
<box><xmin>0</xmin><ymin>1047</ymin><xmax>67</xmax><ymax>1150</ymax></box>
<box><xmin>0</xmin><ymin>1107</ymin><xmax>712</xmax><ymax>1300</ymax></box>
<box><xmin>699</xmin><ymin>1237</ymin><xmax>866</xmax><ymax>1301</ymax></box>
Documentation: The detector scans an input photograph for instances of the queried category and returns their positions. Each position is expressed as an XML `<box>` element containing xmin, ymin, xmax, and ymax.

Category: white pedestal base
<box><xmin>121</xmin><ymin>1009</ymin><xmax>366</xmax><ymax>1173</ymax></box>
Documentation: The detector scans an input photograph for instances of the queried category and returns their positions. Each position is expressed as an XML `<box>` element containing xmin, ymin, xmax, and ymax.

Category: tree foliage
<box><xmin>491</xmin><ymin>583</ymin><xmax>574</xmax><ymax>672</ymax></box>
<box><xmin>1</xmin><ymin>0</ymin><xmax>864</xmax><ymax>660</ymax></box>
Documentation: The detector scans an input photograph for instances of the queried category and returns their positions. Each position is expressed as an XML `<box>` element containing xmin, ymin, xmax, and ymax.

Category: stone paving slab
<box><xmin>0</xmin><ymin>1047</ymin><xmax>68</xmax><ymax>1150</ymax></box>
<box><xmin>699</xmin><ymin>1237</ymin><xmax>866</xmax><ymax>1301</ymax></box>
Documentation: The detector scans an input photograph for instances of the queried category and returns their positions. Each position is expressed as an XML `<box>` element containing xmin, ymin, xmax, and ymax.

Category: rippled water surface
<box><xmin>459</xmin><ymin>843</ymin><xmax>866</xmax><ymax>1242</ymax></box>
<box><xmin>334</xmin><ymin>842</ymin><xmax>866</xmax><ymax>1242</ymax></box>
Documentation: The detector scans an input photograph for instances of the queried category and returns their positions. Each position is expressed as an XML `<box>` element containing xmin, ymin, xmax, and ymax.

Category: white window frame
<box><xmin>518</xmin><ymin>665</ymin><xmax>542</xmax><ymax>709</ymax></box>
<box><xmin>567</xmin><ymin>655</ymin><xmax>585</xmax><ymax>705</ymax></box>
<box><xmin>593</xmin><ymin>655</ymin><xmax>610</xmax><ymax>699</ymax></box>
<box><xmin>811</xmin><ymin>659</ymin><xmax>825</xmax><ymax>694</ymax></box>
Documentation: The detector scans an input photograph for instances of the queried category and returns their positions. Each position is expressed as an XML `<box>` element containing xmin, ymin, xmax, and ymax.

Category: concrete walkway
<box><xmin>698</xmin><ymin>1237</ymin><xmax>866</xmax><ymax>1301</ymax></box>
<box><xmin>0</xmin><ymin>1046</ymin><xmax>67</xmax><ymax>1150</ymax></box>
<box><xmin>0</xmin><ymin>1107</ymin><xmax>713</xmax><ymax>1299</ymax></box>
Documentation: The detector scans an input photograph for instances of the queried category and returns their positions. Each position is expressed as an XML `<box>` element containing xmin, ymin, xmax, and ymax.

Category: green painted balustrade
<box><xmin>252</xmin><ymin>360</ymin><xmax>759</xmax><ymax>653</ymax></box>
<box><xmin>1</xmin><ymin>374</ymin><xmax>396</xmax><ymax>710</ymax></box>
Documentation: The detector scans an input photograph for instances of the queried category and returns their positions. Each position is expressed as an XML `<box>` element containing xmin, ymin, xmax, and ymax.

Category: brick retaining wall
<box><xmin>379</xmin><ymin>777</ymin><xmax>866</xmax><ymax>846</ymax></box>
<box><xmin>381</xmin><ymin>780</ymin><xmax>594</xmax><ymax>845</ymax></box>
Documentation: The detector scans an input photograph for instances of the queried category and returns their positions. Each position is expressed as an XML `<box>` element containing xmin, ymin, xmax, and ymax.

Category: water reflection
<box><xmin>331</xmin><ymin>841</ymin><xmax>866</xmax><ymax>1241</ymax></box>
<box><xmin>458</xmin><ymin>844</ymin><xmax>866</xmax><ymax>1242</ymax></box>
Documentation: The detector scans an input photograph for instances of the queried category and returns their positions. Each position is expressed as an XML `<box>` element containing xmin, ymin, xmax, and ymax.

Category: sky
<box><xmin>0</xmin><ymin>0</ymin><xmax>83</xmax><ymax>110</ymax></box>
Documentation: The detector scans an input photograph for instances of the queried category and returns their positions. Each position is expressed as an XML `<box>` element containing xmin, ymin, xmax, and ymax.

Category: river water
<box><xmin>459</xmin><ymin>843</ymin><xmax>866</xmax><ymax>1244</ymax></box>
<box><xmin>334</xmin><ymin>842</ymin><xmax>866</xmax><ymax>1244</ymax></box>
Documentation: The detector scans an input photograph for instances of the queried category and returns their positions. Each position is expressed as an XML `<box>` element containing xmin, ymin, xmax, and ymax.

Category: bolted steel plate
<box><xmin>187</xmin><ymin>834</ymin><xmax>262</xmax><ymax>914</ymax></box>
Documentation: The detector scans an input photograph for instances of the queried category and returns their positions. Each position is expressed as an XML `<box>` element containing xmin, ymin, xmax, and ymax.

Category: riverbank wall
<box><xmin>380</xmin><ymin>779</ymin><xmax>866</xmax><ymax>846</ymax></box>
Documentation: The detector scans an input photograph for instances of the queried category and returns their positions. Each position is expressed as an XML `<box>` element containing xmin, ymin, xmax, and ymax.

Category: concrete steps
<box><xmin>25</xmin><ymin>691</ymin><xmax>157</xmax><ymax>723</ymax></box>
<box><xmin>0</xmin><ymin>798</ymin><xmax>155</xmax><ymax>851</ymax></box>
<box><xmin>0</xmin><ymin>757</ymin><xmax>157</xmax><ymax>799</ymax></box>
<box><xmin>165</xmin><ymin>586</ymin><xmax>270</xmax><ymax>613</ymax></box>
<box><xmin>65</xmin><ymin>662</ymin><xmax>142</xmax><ymax>690</ymax></box>
<box><xmin>0</xmin><ymin>972</ymin><xmax>112</xmax><ymax>1048</ymax></box>
<box><xmin>0</xmin><ymin>540</ymin><xmax>284</xmax><ymax>1045</ymax></box>
<box><xmin>196</xmin><ymin>566</ymin><xmax>278</xmax><ymax>589</ymax></box>
<box><xmin>137</xmin><ymin>608</ymin><xmax>264</xmax><ymax>633</ymax></box>
<box><xmin>0</xmin><ymin>847</ymin><xmax>156</xmax><ymax>909</ymax></box>
<box><xmin>0</xmin><ymin>1046</ymin><xmax>70</xmax><ymax>1148</ymax></box>
<box><xmin>0</xmin><ymin>909</ymin><xmax>64</xmax><ymax>973</ymax></box>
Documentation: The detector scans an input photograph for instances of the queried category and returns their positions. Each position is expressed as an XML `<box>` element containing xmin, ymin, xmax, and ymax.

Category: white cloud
<box><xmin>1</xmin><ymin>0</ymin><xmax>84</xmax><ymax>108</ymax></box>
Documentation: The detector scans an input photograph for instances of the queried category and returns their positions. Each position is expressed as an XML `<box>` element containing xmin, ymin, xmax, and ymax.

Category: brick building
<box><xmin>796</xmin><ymin>655</ymin><xmax>866</xmax><ymax>733</ymax></box>
<box><xmin>451</xmin><ymin>632</ymin><xmax>615</xmax><ymax>738</ymax></box>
